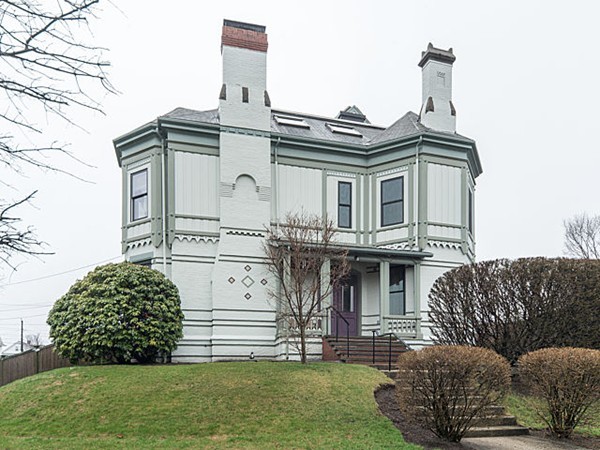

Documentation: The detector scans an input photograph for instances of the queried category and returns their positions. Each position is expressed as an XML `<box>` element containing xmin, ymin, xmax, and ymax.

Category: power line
<box><xmin>0</xmin><ymin>303</ymin><xmax>54</xmax><ymax>313</ymax></box>
<box><xmin>0</xmin><ymin>255</ymin><xmax>122</xmax><ymax>287</ymax></box>
<box><xmin>0</xmin><ymin>313</ymin><xmax>49</xmax><ymax>321</ymax></box>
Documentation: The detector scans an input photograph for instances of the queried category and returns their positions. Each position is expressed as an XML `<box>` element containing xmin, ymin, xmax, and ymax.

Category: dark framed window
<box><xmin>381</xmin><ymin>176</ymin><xmax>404</xmax><ymax>226</ymax></box>
<box><xmin>468</xmin><ymin>189</ymin><xmax>474</xmax><ymax>233</ymax></box>
<box><xmin>389</xmin><ymin>265</ymin><xmax>405</xmax><ymax>315</ymax></box>
<box><xmin>338</xmin><ymin>181</ymin><xmax>352</xmax><ymax>228</ymax></box>
<box><xmin>132</xmin><ymin>259</ymin><xmax>152</xmax><ymax>268</ymax></box>
<box><xmin>130</xmin><ymin>169</ymin><xmax>148</xmax><ymax>221</ymax></box>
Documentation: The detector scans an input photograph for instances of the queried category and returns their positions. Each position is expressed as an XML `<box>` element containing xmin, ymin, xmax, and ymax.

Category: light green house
<box><xmin>113</xmin><ymin>20</ymin><xmax>482</xmax><ymax>362</ymax></box>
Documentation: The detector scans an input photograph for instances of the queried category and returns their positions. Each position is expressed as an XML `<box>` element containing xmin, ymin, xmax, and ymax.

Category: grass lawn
<box><xmin>0</xmin><ymin>362</ymin><xmax>418</xmax><ymax>449</ymax></box>
<box><xmin>505</xmin><ymin>392</ymin><xmax>600</xmax><ymax>438</ymax></box>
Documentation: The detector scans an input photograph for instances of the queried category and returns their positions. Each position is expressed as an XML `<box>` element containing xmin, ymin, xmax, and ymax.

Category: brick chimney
<box><xmin>418</xmin><ymin>43</ymin><xmax>456</xmax><ymax>133</ymax></box>
<box><xmin>219</xmin><ymin>20</ymin><xmax>270</xmax><ymax>131</ymax></box>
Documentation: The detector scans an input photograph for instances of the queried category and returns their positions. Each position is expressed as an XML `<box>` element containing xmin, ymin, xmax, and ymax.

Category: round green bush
<box><xmin>48</xmin><ymin>262</ymin><xmax>183</xmax><ymax>364</ymax></box>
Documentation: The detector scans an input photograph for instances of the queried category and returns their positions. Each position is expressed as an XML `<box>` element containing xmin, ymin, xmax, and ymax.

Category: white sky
<box><xmin>1</xmin><ymin>0</ymin><xmax>599</xmax><ymax>348</ymax></box>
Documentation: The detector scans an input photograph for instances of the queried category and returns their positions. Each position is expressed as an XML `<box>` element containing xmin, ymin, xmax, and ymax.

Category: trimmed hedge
<box><xmin>396</xmin><ymin>345</ymin><xmax>510</xmax><ymax>442</ymax></box>
<box><xmin>429</xmin><ymin>258</ymin><xmax>600</xmax><ymax>364</ymax></box>
<box><xmin>519</xmin><ymin>347</ymin><xmax>600</xmax><ymax>438</ymax></box>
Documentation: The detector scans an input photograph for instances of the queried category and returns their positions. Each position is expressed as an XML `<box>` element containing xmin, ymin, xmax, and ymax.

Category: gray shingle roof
<box><xmin>161</xmin><ymin>107</ymin><xmax>220</xmax><ymax>124</ymax></box>
<box><xmin>158</xmin><ymin>106</ymin><xmax>471</xmax><ymax>146</ymax></box>
<box><xmin>368</xmin><ymin>111</ymin><xmax>425</xmax><ymax>144</ymax></box>
<box><xmin>271</xmin><ymin>109</ymin><xmax>383</xmax><ymax>145</ymax></box>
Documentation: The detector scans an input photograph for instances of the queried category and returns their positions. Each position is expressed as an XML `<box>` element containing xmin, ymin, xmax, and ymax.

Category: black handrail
<box><xmin>371</xmin><ymin>330</ymin><xmax>376</xmax><ymax>364</ymax></box>
<box><xmin>377</xmin><ymin>332</ymin><xmax>397</xmax><ymax>371</ymax></box>
<box><xmin>326</xmin><ymin>305</ymin><xmax>350</xmax><ymax>360</ymax></box>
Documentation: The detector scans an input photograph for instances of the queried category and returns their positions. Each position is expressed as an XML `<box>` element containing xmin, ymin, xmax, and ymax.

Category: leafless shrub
<box><xmin>396</xmin><ymin>345</ymin><xmax>510</xmax><ymax>442</ymax></box>
<box><xmin>429</xmin><ymin>258</ymin><xmax>600</xmax><ymax>364</ymax></box>
<box><xmin>519</xmin><ymin>347</ymin><xmax>600</xmax><ymax>438</ymax></box>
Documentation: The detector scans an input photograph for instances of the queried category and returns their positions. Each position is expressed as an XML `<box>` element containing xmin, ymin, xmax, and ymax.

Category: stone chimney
<box><xmin>219</xmin><ymin>20</ymin><xmax>270</xmax><ymax>131</ymax></box>
<box><xmin>418</xmin><ymin>43</ymin><xmax>456</xmax><ymax>133</ymax></box>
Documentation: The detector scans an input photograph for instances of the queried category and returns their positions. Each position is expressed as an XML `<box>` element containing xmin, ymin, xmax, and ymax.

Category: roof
<box><xmin>159</xmin><ymin>106</ymin><xmax>473</xmax><ymax>146</ymax></box>
<box><xmin>418</xmin><ymin>43</ymin><xmax>456</xmax><ymax>67</ymax></box>
<box><xmin>1</xmin><ymin>341</ymin><xmax>34</xmax><ymax>356</ymax></box>
<box><xmin>161</xmin><ymin>107</ymin><xmax>219</xmax><ymax>124</ymax></box>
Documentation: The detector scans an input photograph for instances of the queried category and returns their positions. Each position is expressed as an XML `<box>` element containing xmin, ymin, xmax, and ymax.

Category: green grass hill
<box><xmin>0</xmin><ymin>362</ymin><xmax>418</xmax><ymax>449</ymax></box>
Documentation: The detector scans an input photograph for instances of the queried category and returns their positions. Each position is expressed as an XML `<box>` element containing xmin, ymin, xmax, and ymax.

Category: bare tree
<box><xmin>264</xmin><ymin>213</ymin><xmax>349</xmax><ymax>363</ymax></box>
<box><xmin>0</xmin><ymin>0</ymin><xmax>114</xmax><ymax>267</ymax></box>
<box><xmin>564</xmin><ymin>213</ymin><xmax>600</xmax><ymax>259</ymax></box>
<box><xmin>25</xmin><ymin>332</ymin><xmax>43</xmax><ymax>348</ymax></box>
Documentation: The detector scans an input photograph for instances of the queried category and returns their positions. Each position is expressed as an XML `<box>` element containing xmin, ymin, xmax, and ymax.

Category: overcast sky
<box><xmin>1</xmin><ymin>1</ymin><xmax>599</xmax><ymax>348</ymax></box>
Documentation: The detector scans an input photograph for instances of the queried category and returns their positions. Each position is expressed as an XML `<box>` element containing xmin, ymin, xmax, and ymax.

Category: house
<box><xmin>113</xmin><ymin>20</ymin><xmax>482</xmax><ymax>362</ymax></box>
<box><xmin>1</xmin><ymin>341</ymin><xmax>34</xmax><ymax>357</ymax></box>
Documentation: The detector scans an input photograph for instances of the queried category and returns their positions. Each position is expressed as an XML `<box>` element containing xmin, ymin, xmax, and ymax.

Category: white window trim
<box><xmin>327</xmin><ymin>174</ymin><xmax>357</xmax><ymax>232</ymax></box>
<box><xmin>128</xmin><ymin>162</ymin><xmax>151</xmax><ymax>224</ymax></box>
<box><xmin>376</xmin><ymin>170</ymin><xmax>408</xmax><ymax>229</ymax></box>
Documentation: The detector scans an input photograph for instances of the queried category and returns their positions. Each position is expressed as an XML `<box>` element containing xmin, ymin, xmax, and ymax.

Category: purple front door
<box><xmin>331</xmin><ymin>272</ymin><xmax>359</xmax><ymax>336</ymax></box>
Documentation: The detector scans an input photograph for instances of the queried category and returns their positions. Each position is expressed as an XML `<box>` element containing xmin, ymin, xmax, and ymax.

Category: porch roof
<box><xmin>343</xmin><ymin>245</ymin><xmax>433</xmax><ymax>262</ymax></box>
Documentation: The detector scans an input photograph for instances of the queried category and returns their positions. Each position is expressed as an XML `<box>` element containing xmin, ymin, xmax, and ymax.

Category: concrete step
<box><xmin>463</xmin><ymin>425</ymin><xmax>529</xmax><ymax>438</ymax></box>
<box><xmin>477</xmin><ymin>415</ymin><xmax>518</xmax><ymax>427</ymax></box>
<box><xmin>330</xmin><ymin>344</ymin><xmax>407</xmax><ymax>351</ymax></box>
<box><xmin>410</xmin><ymin>404</ymin><xmax>507</xmax><ymax>416</ymax></box>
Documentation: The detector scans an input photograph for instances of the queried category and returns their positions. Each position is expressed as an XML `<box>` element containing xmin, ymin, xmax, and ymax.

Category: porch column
<box><xmin>414</xmin><ymin>262</ymin><xmax>422</xmax><ymax>339</ymax></box>
<box><xmin>320</xmin><ymin>259</ymin><xmax>332</xmax><ymax>335</ymax></box>
<box><xmin>379</xmin><ymin>260</ymin><xmax>390</xmax><ymax>333</ymax></box>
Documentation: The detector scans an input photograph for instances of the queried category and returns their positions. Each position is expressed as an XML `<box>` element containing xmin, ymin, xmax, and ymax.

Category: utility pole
<box><xmin>20</xmin><ymin>319</ymin><xmax>23</xmax><ymax>353</ymax></box>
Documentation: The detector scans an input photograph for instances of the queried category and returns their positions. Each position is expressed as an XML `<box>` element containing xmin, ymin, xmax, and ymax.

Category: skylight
<box><xmin>326</xmin><ymin>123</ymin><xmax>363</xmax><ymax>137</ymax></box>
<box><xmin>274</xmin><ymin>115</ymin><xmax>310</xmax><ymax>129</ymax></box>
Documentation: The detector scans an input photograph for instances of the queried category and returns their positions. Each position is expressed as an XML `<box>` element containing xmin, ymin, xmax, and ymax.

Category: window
<box><xmin>389</xmin><ymin>265</ymin><xmax>405</xmax><ymax>315</ymax></box>
<box><xmin>132</xmin><ymin>259</ymin><xmax>152</xmax><ymax>268</ymax></box>
<box><xmin>468</xmin><ymin>189</ymin><xmax>474</xmax><ymax>233</ymax></box>
<box><xmin>274</xmin><ymin>115</ymin><xmax>310</xmax><ymax>129</ymax></box>
<box><xmin>130</xmin><ymin>169</ymin><xmax>148</xmax><ymax>221</ymax></box>
<box><xmin>342</xmin><ymin>285</ymin><xmax>354</xmax><ymax>312</ymax></box>
<box><xmin>381</xmin><ymin>176</ymin><xmax>403</xmax><ymax>226</ymax></box>
<box><xmin>338</xmin><ymin>181</ymin><xmax>352</xmax><ymax>228</ymax></box>
<box><xmin>326</xmin><ymin>122</ymin><xmax>363</xmax><ymax>137</ymax></box>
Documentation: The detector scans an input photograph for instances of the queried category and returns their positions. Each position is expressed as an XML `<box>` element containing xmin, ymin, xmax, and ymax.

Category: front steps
<box><xmin>322</xmin><ymin>335</ymin><xmax>409</xmax><ymax>369</ymax></box>
<box><xmin>323</xmin><ymin>336</ymin><xmax>529</xmax><ymax>439</ymax></box>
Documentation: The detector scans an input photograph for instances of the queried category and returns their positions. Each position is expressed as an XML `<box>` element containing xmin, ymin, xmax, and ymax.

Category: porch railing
<box><xmin>382</xmin><ymin>315</ymin><xmax>421</xmax><ymax>338</ymax></box>
<box><xmin>276</xmin><ymin>312</ymin><xmax>326</xmax><ymax>338</ymax></box>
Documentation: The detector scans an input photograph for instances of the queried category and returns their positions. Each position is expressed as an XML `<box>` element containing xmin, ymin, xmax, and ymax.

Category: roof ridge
<box><xmin>272</xmin><ymin>108</ymin><xmax>385</xmax><ymax>129</ymax></box>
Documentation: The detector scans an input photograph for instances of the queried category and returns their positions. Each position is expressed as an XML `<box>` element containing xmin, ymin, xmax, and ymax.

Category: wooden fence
<box><xmin>0</xmin><ymin>344</ymin><xmax>71</xmax><ymax>387</ymax></box>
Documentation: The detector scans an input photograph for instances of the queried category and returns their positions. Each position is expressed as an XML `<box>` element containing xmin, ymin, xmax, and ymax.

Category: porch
<box><xmin>277</xmin><ymin>245</ymin><xmax>433</xmax><ymax>342</ymax></box>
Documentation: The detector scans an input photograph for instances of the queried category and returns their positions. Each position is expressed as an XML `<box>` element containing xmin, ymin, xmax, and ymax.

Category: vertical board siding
<box><xmin>427</xmin><ymin>163</ymin><xmax>462</xmax><ymax>225</ymax></box>
<box><xmin>174</xmin><ymin>152</ymin><xmax>219</xmax><ymax>217</ymax></box>
<box><xmin>277</xmin><ymin>165</ymin><xmax>322</xmax><ymax>216</ymax></box>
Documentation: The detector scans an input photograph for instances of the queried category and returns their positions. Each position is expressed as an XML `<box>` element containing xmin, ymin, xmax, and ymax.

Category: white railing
<box><xmin>383</xmin><ymin>315</ymin><xmax>421</xmax><ymax>338</ymax></box>
<box><xmin>276</xmin><ymin>313</ymin><xmax>326</xmax><ymax>338</ymax></box>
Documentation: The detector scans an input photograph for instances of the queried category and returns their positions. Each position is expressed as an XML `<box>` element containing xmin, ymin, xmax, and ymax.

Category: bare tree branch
<box><xmin>564</xmin><ymin>213</ymin><xmax>600</xmax><ymax>259</ymax></box>
<box><xmin>0</xmin><ymin>0</ymin><xmax>113</xmax><ymax>267</ymax></box>
<box><xmin>0</xmin><ymin>192</ymin><xmax>52</xmax><ymax>270</ymax></box>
